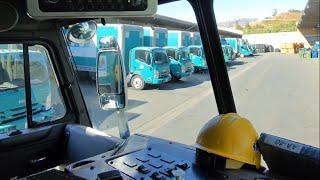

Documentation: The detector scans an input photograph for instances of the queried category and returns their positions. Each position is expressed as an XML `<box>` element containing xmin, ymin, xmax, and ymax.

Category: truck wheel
<box><xmin>131</xmin><ymin>75</ymin><xmax>145</xmax><ymax>90</ymax></box>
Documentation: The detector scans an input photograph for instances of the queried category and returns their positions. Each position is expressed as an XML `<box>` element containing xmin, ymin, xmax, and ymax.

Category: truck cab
<box><xmin>164</xmin><ymin>46</ymin><xmax>193</xmax><ymax>80</ymax></box>
<box><xmin>129</xmin><ymin>47</ymin><xmax>171</xmax><ymax>90</ymax></box>
<box><xmin>187</xmin><ymin>45</ymin><xmax>208</xmax><ymax>71</ymax></box>
<box><xmin>226</xmin><ymin>38</ymin><xmax>254</xmax><ymax>57</ymax></box>
<box><xmin>220</xmin><ymin>37</ymin><xmax>236</xmax><ymax>61</ymax></box>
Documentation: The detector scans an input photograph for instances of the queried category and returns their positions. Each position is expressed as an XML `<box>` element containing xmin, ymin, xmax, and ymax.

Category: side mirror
<box><xmin>97</xmin><ymin>49</ymin><xmax>127</xmax><ymax>110</ymax></box>
<box><xmin>67</xmin><ymin>20</ymin><xmax>97</xmax><ymax>44</ymax></box>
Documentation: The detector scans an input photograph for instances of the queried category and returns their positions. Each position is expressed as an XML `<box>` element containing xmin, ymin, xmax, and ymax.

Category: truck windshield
<box><xmin>0</xmin><ymin>51</ymin><xmax>49</xmax><ymax>91</ymax></box>
<box><xmin>178</xmin><ymin>48</ymin><xmax>189</xmax><ymax>60</ymax></box>
<box><xmin>189</xmin><ymin>47</ymin><xmax>202</xmax><ymax>56</ymax></box>
<box><xmin>153</xmin><ymin>50</ymin><xmax>169</xmax><ymax>64</ymax></box>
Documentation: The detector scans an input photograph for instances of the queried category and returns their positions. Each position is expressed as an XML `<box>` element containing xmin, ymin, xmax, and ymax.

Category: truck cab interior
<box><xmin>0</xmin><ymin>0</ymin><xmax>319</xmax><ymax>179</ymax></box>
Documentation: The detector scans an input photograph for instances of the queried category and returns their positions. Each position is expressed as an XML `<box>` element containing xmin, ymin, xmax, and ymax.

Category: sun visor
<box><xmin>26</xmin><ymin>0</ymin><xmax>157</xmax><ymax>20</ymax></box>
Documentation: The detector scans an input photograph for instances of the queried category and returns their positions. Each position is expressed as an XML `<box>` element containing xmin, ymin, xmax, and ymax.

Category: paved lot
<box><xmin>79</xmin><ymin>53</ymin><xmax>319</xmax><ymax>147</ymax></box>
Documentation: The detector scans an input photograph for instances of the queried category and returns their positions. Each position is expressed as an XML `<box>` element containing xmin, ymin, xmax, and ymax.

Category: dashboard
<box><xmin>64</xmin><ymin>134</ymin><xmax>270</xmax><ymax>179</ymax></box>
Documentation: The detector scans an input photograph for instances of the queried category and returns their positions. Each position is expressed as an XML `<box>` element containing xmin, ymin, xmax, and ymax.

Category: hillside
<box><xmin>238</xmin><ymin>11</ymin><xmax>303</xmax><ymax>34</ymax></box>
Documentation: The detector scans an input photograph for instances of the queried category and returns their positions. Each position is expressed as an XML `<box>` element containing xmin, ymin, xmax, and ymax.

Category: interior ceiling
<box><xmin>298</xmin><ymin>0</ymin><xmax>320</xmax><ymax>29</ymax></box>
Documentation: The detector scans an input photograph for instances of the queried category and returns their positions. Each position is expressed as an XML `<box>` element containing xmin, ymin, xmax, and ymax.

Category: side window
<box><xmin>135</xmin><ymin>50</ymin><xmax>150</xmax><ymax>65</ymax></box>
<box><xmin>0</xmin><ymin>44</ymin><xmax>65</xmax><ymax>134</ymax></box>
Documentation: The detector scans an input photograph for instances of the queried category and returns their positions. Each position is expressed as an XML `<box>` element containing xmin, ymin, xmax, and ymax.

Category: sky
<box><xmin>157</xmin><ymin>0</ymin><xmax>308</xmax><ymax>23</ymax></box>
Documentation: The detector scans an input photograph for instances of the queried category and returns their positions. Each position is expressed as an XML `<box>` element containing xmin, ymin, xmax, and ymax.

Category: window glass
<box><xmin>135</xmin><ymin>50</ymin><xmax>150</xmax><ymax>64</ymax></box>
<box><xmin>189</xmin><ymin>47</ymin><xmax>201</xmax><ymax>56</ymax></box>
<box><xmin>0</xmin><ymin>44</ymin><xmax>66</xmax><ymax>133</ymax></box>
<box><xmin>153</xmin><ymin>50</ymin><xmax>169</xmax><ymax>64</ymax></box>
<box><xmin>166</xmin><ymin>49</ymin><xmax>176</xmax><ymax>59</ymax></box>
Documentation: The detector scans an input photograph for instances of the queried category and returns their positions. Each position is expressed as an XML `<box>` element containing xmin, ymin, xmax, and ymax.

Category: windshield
<box><xmin>178</xmin><ymin>48</ymin><xmax>189</xmax><ymax>60</ymax></box>
<box><xmin>189</xmin><ymin>47</ymin><xmax>202</xmax><ymax>56</ymax></box>
<box><xmin>153</xmin><ymin>50</ymin><xmax>169</xmax><ymax>64</ymax></box>
<box><xmin>66</xmin><ymin>0</ymin><xmax>318</xmax><ymax>149</ymax></box>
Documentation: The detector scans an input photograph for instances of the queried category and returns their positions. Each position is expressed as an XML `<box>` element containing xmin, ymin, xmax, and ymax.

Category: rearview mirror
<box><xmin>97</xmin><ymin>37</ymin><xmax>127</xmax><ymax>110</ymax></box>
<box><xmin>67</xmin><ymin>21</ymin><xmax>97</xmax><ymax>44</ymax></box>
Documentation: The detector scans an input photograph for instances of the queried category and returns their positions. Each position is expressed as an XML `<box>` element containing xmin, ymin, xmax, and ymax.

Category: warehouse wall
<box><xmin>243</xmin><ymin>31</ymin><xmax>312</xmax><ymax>49</ymax></box>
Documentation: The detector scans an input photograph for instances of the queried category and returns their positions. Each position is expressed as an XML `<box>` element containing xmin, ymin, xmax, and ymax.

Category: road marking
<box><xmin>133</xmin><ymin>54</ymin><xmax>269</xmax><ymax>134</ymax></box>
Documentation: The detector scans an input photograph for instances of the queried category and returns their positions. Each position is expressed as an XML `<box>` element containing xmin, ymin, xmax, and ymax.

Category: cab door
<box><xmin>132</xmin><ymin>50</ymin><xmax>153</xmax><ymax>83</ymax></box>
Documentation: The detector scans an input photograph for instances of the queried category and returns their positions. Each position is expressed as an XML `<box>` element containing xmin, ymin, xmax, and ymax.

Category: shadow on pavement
<box><xmin>140</xmin><ymin>72</ymin><xmax>211</xmax><ymax>90</ymax></box>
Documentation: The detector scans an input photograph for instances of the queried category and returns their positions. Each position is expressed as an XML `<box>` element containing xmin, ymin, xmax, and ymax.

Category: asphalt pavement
<box><xmin>79</xmin><ymin>53</ymin><xmax>319</xmax><ymax>147</ymax></box>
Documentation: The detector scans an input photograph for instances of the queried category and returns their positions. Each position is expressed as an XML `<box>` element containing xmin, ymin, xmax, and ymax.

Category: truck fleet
<box><xmin>67</xmin><ymin>23</ymin><xmax>254</xmax><ymax>89</ymax></box>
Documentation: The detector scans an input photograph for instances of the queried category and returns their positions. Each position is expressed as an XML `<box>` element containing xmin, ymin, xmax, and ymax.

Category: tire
<box><xmin>131</xmin><ymin>75</ymin><xmax>145</xmax><ymax>90</ymax></box>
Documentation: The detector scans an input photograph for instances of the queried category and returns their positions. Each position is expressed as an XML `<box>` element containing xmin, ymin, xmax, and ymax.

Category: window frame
<box><xmin>0</xmin><ymin>40</ymin><xmax>67</xmax><ymax>130</ymax></box>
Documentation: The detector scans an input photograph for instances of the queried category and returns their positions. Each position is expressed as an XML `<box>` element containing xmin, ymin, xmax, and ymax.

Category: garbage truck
<box><xmin>128</xmin><ymin>47</ymin><xmax>171</xmax><ymax>89</ymax></box>
<box><xmin>220</xmin><ymin>37</ymin><xmax>236</xmax><ymax>61</ymax></box>
<box><xmin>143</xmin><ymin>27</ymin><xmax>168</xmax><ymax>47</ymax></box>
<box><xmin>187</xmin><ymin>45</ymin><xmax>208</xmax><ymax>71</ymax></box>
<box><xmin>226</xmin><ymin>38</ymin><xmax>254</xmax><ymax>57</ymax></box>
<box><xmin>164</xmin><ymin>46</ymin><xmax>193</xmax><ymax>80</ymax></box>
<box><xmin>0</xmin><ymin>1</ymin><xmax>319</xmax><ymax>180</ymax></box>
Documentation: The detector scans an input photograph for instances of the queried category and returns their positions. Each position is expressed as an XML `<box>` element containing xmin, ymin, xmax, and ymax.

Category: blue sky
<box><xmin>157</xmin><ymin>0</ymin><xmax>308</xmax><ymax>23</ymax></box>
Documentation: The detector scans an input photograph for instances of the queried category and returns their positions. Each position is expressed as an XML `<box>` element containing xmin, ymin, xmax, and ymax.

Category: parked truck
<box><xmin>164</xmin><ymin>46</ymin><xmax>193</xmax><ymax>80</ymax></box>
<box><xmin>225</xmin><ymin>38</ymin><xmax>253</xmax><ymax>57</ymax></box>
<box><xmin>187</xmin><ymin>45</ymin><xmax>208</xmax><ymax>71</ymax></box>
<box><xmin>167</xmin><ymin>30</ymin><xmax>192</xmax><ymax>47</ymax></box>
<box><xmin>220</xmin><ymin>37</ymin><xmax>235</xmax><ymax>62</ymax></box>
<box><xmin>143</xmin><ymin>27</ymin><xmax>168</xmax><ymax>47</ymax></box>
<box><xmin>0</xmin><ymin>50</ymin><xmax>54</xmax><ymax>133</ymax></box>
<box><xmin>128</xmin><ymin>47</ymin><xmax>171</xmax><ymax>89</ymax></box>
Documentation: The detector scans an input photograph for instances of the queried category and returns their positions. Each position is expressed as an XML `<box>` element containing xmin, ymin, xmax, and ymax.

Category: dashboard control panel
<box><xmin>107</xmin><ymin>149</ymin><xmax>196</xmax><ymax>179</ymax></box>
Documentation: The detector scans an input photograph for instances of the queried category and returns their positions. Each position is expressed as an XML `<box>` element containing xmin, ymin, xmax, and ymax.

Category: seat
<box><xmin>64</xmin><ymin>124</ymin><xmax>123</xmax><ymax>163</ymax></box>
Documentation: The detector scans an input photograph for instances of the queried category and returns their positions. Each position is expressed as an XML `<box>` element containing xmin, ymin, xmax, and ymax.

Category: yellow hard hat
<box><xmin>195</xmin><ymin>113</ymin><xmax>261</xmax><ymax>169</ymax></box>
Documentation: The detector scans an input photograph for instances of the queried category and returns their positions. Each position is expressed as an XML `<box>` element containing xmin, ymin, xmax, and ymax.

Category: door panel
<box><xmin>0</xmin><ymin>124</ymin><xmax>66</xmax><ymax>179</ymax></box>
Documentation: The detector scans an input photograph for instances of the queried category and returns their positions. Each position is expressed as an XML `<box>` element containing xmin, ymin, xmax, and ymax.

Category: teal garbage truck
<box><xmin>187</xmin><ymin>45</ymin><xmax>208</xmax><ymax>71</ymax></box>
<box><xmin>220</xmin><ymin>37</ymin><xmax>235</xmax><ymax>62</ymax></box>
<box><xmin>225</xmin><ymin>38</ymin><xmax>254</xmax><ymax>57</ymax></box>
<box><xmin>164</xmin><ymin>46</ymin><xmax>193</xmax><ymax>80</ymax></box>
<box><xmin>128</xmin><ymin>47</ymin><xmax>171</xmax><ymax>90</ymax></box>
<box><xmin>143</xmin><ymin>27</ymin><xmax>168</xmax><ymax>47</ymax></box>
<box><xmin>0</xmin><ymin>50</ymin><xmax>54</xmax><ymax>133</ymax></box>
